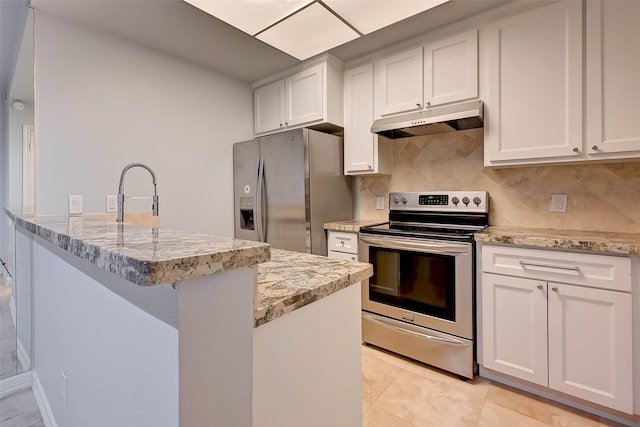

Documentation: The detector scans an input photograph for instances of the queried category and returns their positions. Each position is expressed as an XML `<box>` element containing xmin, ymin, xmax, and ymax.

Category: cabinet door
<box><xmin>424</xmin><ymin>30</ymin><xmax>477</xmax><ymax>107</ymax></box>
<box><xmin>344</xmin><ymin>64</ymin><xmax>375</xmax><ymax>174</ymax></box>
<box><xmin>586</xmin><ymin>0</ymin><xmax>640</xmax><ymax>157</ymax></box>
<box><xmin>548</xmin><ymin>283</ymin><xmax>633</xmax><ymax>414</ymax></box>
<box><xmin>482</xmin><ymin>273</ymin><xmax>548</xmax><ymax>386</ymax></box>
<box><xmin>374</xmin><ymin>47</ymin><xmax>423</xmax><ymax>117</ymax></box>
<box><xmin>285</xmin><ymin>63</ymin><xmax>323</xmax><ymax>127</ymax></box>
<box><xmin>254</xmin><ymin>80</ymin><xmax>285</xmax><ymax>135</ymax></box>
<box><xmin>485</xmin><ymin>1</ymin><xmax>583</xmax><ymax>165</ymax></box>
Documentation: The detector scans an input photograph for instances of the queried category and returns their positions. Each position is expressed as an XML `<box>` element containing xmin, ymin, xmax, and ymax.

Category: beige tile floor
<box><xmin>362</xmin><ymin>344</ymin><xmax>635</xmax><ymax>427</ymax></box>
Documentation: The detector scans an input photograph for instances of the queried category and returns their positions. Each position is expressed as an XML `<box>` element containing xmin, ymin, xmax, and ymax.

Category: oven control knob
<box><xmin>392</xmin><ymin>196</ymin><xmax>400</xmax><ymax>205</ymax></box>
<box><xmin>451</xmin><ymin>197</ymin><xmax>459</xmax><ymax>206</ymax></box>
<box><xmin>462</xmin><ymin>196</ymin><xmax>470</xmax><ymax>206</ymax></box>
<box><xmin>473</xmin><ymin>196</ymin><xmax>481</xmax><ymax>206</ymax></box>
<box><xmin>400</xmin><ymin>196</ymin><xmax>407</xmax><ymax>204</ymax></box>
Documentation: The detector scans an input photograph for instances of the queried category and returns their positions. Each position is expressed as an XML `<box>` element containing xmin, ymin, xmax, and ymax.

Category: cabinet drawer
<box><xmin>481</xmin><ymin>245</ymin><xmax>631</xmax><ymax>292</ymax></box>
<box><xmin>328</xmin><ymin>231</ymin><xmax>358</xmax><ymax>255</ymax></box>
<box><xmin>328</xmin><ymin>250</ymin><xmax>358</xmax><ymax>262</ymax></box>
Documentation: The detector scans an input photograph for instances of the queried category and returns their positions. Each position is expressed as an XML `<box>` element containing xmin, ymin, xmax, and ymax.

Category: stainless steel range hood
<box><xmin>371</xmin><ymin>100</ymin><xmax>483</xmax><ymax>139</ymax></box>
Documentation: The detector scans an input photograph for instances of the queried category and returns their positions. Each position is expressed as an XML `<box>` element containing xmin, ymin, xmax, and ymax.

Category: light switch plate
<box><xmin>68</xmin><ymin>195</ymin><xmax>83</xmax><ymax>215</ymax></box>
<box><xmin>550</xmin><ymin>194</ymin><xmax>567</xmax><ymax>213</ymax></box>
<box><xmin>376</xmin><ymin>197</ymin><xmax>385</xmax><ymax>210</ymax></box>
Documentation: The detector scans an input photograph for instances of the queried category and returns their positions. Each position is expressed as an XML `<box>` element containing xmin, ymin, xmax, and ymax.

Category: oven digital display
<box><xmin>419</xmin><ymin>194</ymin><xmax>448</xmax><ymax>206</ymax></box>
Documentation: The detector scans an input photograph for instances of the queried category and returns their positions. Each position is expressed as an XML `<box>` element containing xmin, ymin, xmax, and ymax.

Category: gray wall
<box><xmin>34</xmin><ymin>10</ymin><xmax>255</xmax><ymax>236</ymax></box>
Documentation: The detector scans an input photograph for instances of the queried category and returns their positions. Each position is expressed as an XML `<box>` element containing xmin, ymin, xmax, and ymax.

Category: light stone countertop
<box><xmin>255</xmin><ymin>248</ymin><xmax>372</xmax><ymax>327</ymax></box>
<box><xmin>324</xmin><ymin>219</ymin><xmax>387</xmax><ymax>233</ymax></box>
<box><xmin>475</xmin><ymin>226</ymin><xmax>640</xmax><ymax>256</ymax></box>
<box><xmin>10</xmin><ymin>213</ymin><xmax>271</xmax><ymax>286</ymax></box>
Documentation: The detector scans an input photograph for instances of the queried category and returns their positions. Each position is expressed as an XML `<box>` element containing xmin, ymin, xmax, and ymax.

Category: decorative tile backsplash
<box><xmin>358</xmin><ymin>129</ymin><xmax>640</xmax><ymax>233</ymax></box>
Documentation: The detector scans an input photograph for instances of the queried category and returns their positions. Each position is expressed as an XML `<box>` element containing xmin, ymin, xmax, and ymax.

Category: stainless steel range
<box><xmin>359</xmin><ymin>191</ymin><xmax>489</xmax><ymax>379</ymax></box>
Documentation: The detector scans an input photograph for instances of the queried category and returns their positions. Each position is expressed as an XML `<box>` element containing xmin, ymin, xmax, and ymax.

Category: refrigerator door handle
<box><xmin>256</xmin><ymin>157</ymin><xmax>266</xmax><ymax>242</ymax></box>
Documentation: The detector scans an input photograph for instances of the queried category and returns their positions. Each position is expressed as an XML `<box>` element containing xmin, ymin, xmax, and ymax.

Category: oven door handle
<box><xmin>363</xmin><ymin>314</ymin><xmax>468</xmax><ymax>346</ymax></box>
<box><xmin>359</xmin><ymin>235</ymin><xmax>470</xmax><ymax>255</ymax></box>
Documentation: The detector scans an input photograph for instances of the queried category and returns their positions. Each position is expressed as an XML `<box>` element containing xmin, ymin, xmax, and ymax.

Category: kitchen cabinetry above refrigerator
<box><xmin>253</xmin><ymin>55</ymin><xmax>344</xmax><ymax>136</ymax></box>
<box><xmin>484</xmin><ymin>0</ymin><xmax>640</xmax><ymax>167</ymax></box>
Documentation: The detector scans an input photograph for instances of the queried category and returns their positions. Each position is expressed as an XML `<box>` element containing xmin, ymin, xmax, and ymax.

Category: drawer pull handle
<box><xmin>519</xmin><ymin>261</ymin><xmax>580</xmax><ymax>273</ymax></box>
<box><xmin>552</xmin><ymin>287</ymin><xmax>558</xmax><ymax>292</ymax></box>
<box><xmin>537</xmin><ymin>284</ymin><xmax>543</xmax><ymax>290</ymax></box>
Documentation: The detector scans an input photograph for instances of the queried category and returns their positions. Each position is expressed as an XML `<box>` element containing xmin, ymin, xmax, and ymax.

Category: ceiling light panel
<box><xmin>256</xmin><ymin>2</ymin><xmax>360</xmax><ymax>60</ymax></box>
<box><xmin>323</xmin><ymin>0</ymin><xmax>450</xmax><ymax>34</ymax></box>
<box><xmin>184</xmin><ymin>0</ymin><xmax>314</xmax><ymax>35</ymax></box>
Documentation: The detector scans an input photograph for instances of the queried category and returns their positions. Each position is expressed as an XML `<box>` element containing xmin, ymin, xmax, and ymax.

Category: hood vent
<box><xmin>371</xmin><ymin>100</ymin><xmax>483</xmax><ymax>139</ymax></box>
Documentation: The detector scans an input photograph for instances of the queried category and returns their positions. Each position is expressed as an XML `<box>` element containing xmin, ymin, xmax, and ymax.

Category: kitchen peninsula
<box><xmin>8</xmin><ymin>211</ymin><xmax>372</xmax><ymax>427</ymax></box>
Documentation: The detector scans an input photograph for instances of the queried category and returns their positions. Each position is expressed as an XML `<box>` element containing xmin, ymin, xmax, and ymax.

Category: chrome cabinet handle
<box><xmin>279</xmin><ymin>123</ymin><xmax>283</xmax><ymax>127</ymax></box>
<box><xmin>416</xmin><ymin>103</ymin><xmax>421</xmax><ymax>107</ymax></box>
<box><xmin>285</xmin><ymin>122</ymin><xmax>288</xmax><ymax>126</ymax></box>
<box><xmin>537</xmin><ymin>284</ymin><xmax>543</xmax><ymax>290</ymax></box>
<box><xmin>519</xmin><ymin>261</ymin><xmax>580</xmax><ymax>273</ymax></box>
<box><xmin>552</xmin><ymin>287</ymin><xmax>558</xmax><ymax>292</ymax></box>
<box><xmin>572</xmin><ymin>147</ymin><xmax>580</xmax><ymax>153</ymax></box>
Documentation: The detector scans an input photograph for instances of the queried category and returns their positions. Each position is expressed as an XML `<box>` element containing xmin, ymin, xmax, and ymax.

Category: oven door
<box><xmin>359</xmin><ymin>233</ymin><xmax>473</xmax><ymax>339</ymax></box>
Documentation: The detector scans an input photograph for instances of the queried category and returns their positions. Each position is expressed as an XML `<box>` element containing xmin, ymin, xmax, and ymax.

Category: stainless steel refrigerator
<box><xmin>233</xmin><ymin>128</ymin><xmax>353</xmax><ymax>256</ymax></box>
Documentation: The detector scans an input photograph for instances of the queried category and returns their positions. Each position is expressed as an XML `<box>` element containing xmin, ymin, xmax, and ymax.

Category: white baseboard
<box><xmin>33</xmin><ymin>372</ymin><xmax>58</xmax><ymax>427</ymax></box>
<box><xmin>0</xmin><ymin>370</ymin><xmax>33</xmax><ymax>399</ymax></box>
<box><xmin>16</xmin><ymin>338</ymin><xmax>30</xmax><ymax>372</ymax></box>
<box><xmin>479</xmin><ymin>367</ymin><xmax>639</xmax><ymax>427</ymax></box>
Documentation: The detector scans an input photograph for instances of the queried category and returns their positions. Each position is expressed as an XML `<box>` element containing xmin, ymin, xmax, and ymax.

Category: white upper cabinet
<box><xmin>424</xmin><ymin>30</ymin><xmax>478</xmax><ymax>107</ymax></box>
<box><xmin>253</xmin><ymin>55</ymin><xmax>343</xmax><ymax>136</ymax></box>
<box><xmin>285</xmin><ymin>64</ymin><xmax>323</xmax><ymax>128</ymax></box>
<box><xmin>586</xmin><ymin>0</ymin><xmax>640</xmax><ymax>158</ymax></box>
<box><xmin>374</xmin><ymin>31</ymin><xmax>479</xmax><ymax>119</ymax></box>
<box><xmin>254</xmin><ymin>80</ymin><xmax>286</xmax><ymax>135</ymax></box>
<box><xmin>484</xmin><ymin>1</ymin><xmax>583</xmax><ymax>166</ymax></box>
<box><xmin>343</xmin><ymin>63</ymin><xmax>392</xmax><ymax>175</ymax></box>
<box><xmin>374</xmin><ymin>46</ymin><xmax>423</xmax><ymax>118</ymax></box>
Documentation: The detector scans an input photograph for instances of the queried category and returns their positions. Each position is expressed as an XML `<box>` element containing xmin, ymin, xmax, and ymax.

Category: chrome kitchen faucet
<box><xmin>117</xmin><ymin>162</ymin><xmax>159</xmax><ymax>222</ymax></box>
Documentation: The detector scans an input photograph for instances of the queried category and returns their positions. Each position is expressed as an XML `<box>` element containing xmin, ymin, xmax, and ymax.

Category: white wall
<box><xmin>34</xmin><ymin>11</ymin><xmax>255</xmax><ymax>236</ymax></box>
<box><xmin>29</xmin><ymin>232</ymin><xmax>179</xmax><ymax>427</ymax></box>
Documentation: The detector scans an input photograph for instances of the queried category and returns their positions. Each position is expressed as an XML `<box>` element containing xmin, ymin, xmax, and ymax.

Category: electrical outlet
<box><xmin>105</xmin><ymin>196</ymin><xmax>117</xmax><ymax>213</ymax></box>
<box><xmin>376</xmin><ymin>197</ymin><xmax>385</xmax><ymax>210</ymax></box>
<box><xmin>550</xmin><ymin>194</ymin><xmax>567</xmax><ymax>213</ymax></box>
<box><xmin>68</xmin><ymin>195</ymin><xmax>83</xmax><ymax>215</ymax></box>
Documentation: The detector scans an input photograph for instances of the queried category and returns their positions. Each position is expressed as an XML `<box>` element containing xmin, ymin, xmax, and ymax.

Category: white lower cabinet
<box><xmin>482</xmin><ymin>274</ymin><xmax>548</xmax><ymax>386</ymax></box>
<box><xmin>481</xmin><ymin>245</ymin><xmax>633</xmax><ymax>414</ymax></box>
<box><xmin>327</xmin><ymin>231</ymin><xmax>358</xmax><ymax>261</ymax></box>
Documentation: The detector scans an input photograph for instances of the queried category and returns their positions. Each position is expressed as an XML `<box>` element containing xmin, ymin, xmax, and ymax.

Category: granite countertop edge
<box><xmin>323</xmin><ymin>219</ymin><xmax>387</xmax><ymax>233</ymax></box>
<box><xmin>475</xmin><ymin>226</ymin><xmax>640</xmax><ymax>256</ymax></box>
<box><xmin>7</xmin><ymin>211</ymin><xmax>271</xmax><ymax>286</ymax></box>
<box><xmin>254</xmin><ymin>248</ymin><xmax>373</xmax><ymax>327</ymax></box>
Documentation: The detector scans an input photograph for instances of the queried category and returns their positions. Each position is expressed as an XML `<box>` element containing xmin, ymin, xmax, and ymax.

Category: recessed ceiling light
<box><xmin>323</xmin><ymin>0</ymin><xmax>449</xmax><ymax>34</ymax></box>
<box><xmin>256</xmin><ymin>3</ymin><xmax>360</xmax><ymax>60</ymax></box>
<box><xmin>184</xmin><ymin>0</ymin><xmax>314</xmax><ymax>35</ymax></box>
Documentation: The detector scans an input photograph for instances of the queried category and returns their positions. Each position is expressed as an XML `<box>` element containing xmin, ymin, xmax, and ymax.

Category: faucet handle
<box><xmin>152</xmin><ymin>195</ymin><xmax>159</xmax><ymax>216</ymax></box>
